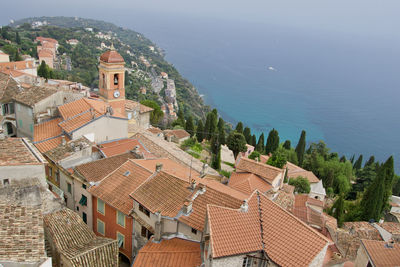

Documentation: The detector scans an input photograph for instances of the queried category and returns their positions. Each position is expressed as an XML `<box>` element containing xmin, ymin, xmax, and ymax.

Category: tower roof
<box><xmin>100</xmin><ymin>48</ymin><xmax>124</xmax><ymax>63</ymax></box>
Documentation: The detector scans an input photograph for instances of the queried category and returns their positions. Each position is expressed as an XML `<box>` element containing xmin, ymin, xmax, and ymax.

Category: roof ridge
<box><xmin>242</xmin><ymin>157</ymin><xmax>283</xmax><ymax>172</ymax></box>
<box><xmin>59</xmin><ymin>109</ymin><xmax>91</xmax><ymax>125</ymax></box>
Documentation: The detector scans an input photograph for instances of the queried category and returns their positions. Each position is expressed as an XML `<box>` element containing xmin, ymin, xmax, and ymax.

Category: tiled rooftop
<box><xmin>45</xmin><ymin>136</ymin><xmax>92</xmax><ymax>163</ymax></box>
<box><xmin>286</xmin><ymin>161</ymin><xmax>320</xmax><ymax>183</ymax></box>
<box><xmin>361</xmin><ymin>239</ymin><xmax>400</xmax><ymax>267</ymax></box>
<box><xmin>0</xmin><ymin>204</ymin><xmax>46</xmax><ymax>263</ymax></box>
<box><xmin>379</xmin><ymin>222</ymin><xmax>400</xmax><ymax>235</ymax></box>
<box><xmin>131</xmin><ymin>171</ymin><xmax>245</xmax><ymax>231</ymax></box>
<box><xmin>13</xmin><ymin>85</ymin><xmax>58</xmax><ymax>107</ymax></box>
<box><xmin>133</xmin><ymin>237</ymin><xmax>201</xmax><ymax>267</ymax></box>
<box><xmin>98</xmin><ymin>138</ymin><xmax>153</xmax><ymax>158</ymax></box>
<box><xmin>100</xmin><ymin>49</ymin><xmax>124</xmax><ymax>63</ymax></box>
<box><xmin>43</xmin><ymin>208</ymin><xmax>118</xmax><ymax>265</ymax></box>
<box><xmin>236</xmin><ymin>157</ymin><xmax>283</xmax><ymax>183</ymax></box>
<box><xmin>125</xmin><ymin>99</ymin><xmax>154</xmax><ymax>113</ymax></box>
<box><xmin>33</xmin><ymin>117</ymin><xmax>63</xmax><ymax>143</ymax></box>
<box><xmin>131</xmin><ymin>158</ymin><xmax>200</xmax><ymax>179</ymax></box>
<box><xmin>164</xmin><ymin>129</ymin><xmax>190</xmax><ymax>139</ymax></box>
<box><xmin>130</xmin><ymin>129</ymin><xmax>220</xmax><ymax>176</ymax></box>
<box><xmin>88</xmin><ymin>160</ymin><xmax>153</xmax><ymax>215</ymax></box>
<box><xmin>228</xmin><ymin>172</ymin><xmax>273</xmax><ymax>196</ymax></box>
<box><xmin>0</xmin><ymin>72</ymin><xmax>21</xmax><ymax>102</ymax></box>
<box><xmin>207</xmin><ymin>191</ymin><xmax>330</xmax><ymax>266</ymax></box>
<box><xmin>0</xmin><ymin>138</ymin><xmax>44</xmax><ymax>166</ymax></box>
<box><xmin>74</xmin><ymin>152</ymin><xmax>136</xmax><ymax>183</ymax></box>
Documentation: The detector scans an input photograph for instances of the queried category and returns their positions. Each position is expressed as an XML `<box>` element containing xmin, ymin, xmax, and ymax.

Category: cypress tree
<box><xmin>196</xmin><ymin>120</ymin><xmax>204</xmax><ymax>143</ymax></box>
<box><xmin>365</xmin><ymin>156</ymin><xmax>375</xmax><ymax>167</ymax></box>
<box><xmin>265</xmin><ymin>128</ymin><xmax>279</xmax><ymax>155</ymax></box>
<box><xmin>361</xmin><ymin>164</ymin><xmax>386</xmax><ymax>221</ymax></box>
<box><xmin>295</xmin><ymin>130</ymin><xmax>306</xmax><ymax>166</ymax></box>
<box><xmin>218</xmin><ymin>118</ymin><xmax>226</xmax><ymax>145</ymax></box>
<box><xmin>349</xmin><ymin>154</ymin><xmax>355</xmax><ymax>164</ymax></box>
<box><xmin>353</xmin><ymin>155</ymin><xmax>363</xmax><ymax>170</ymax></box>
<box><xmin>185</xmin><ymin>116</ymin><xmax>195</xmax><ymax>137</ymax></box>
<box><xmin>243</xmin><ymin>127</ymin><xmax>251</xmax><ymax>144</ymax></box>
<box><xmin>251</xmin><ymin>134</ymin><xmax>257</xmax><ymax>147</ymax></box>
<box><xmin>256</xmin><ymin>133</ymin><xmax>265</xmax><ymax>153</ymax></box>
<box><xmin>333</xmin><ymin>194</ymin><xmax>345</xmax><ymax>227</ymax></box>
<box><xmin>235</xmin><ymin>122</ymin><xmax>244</xmax><ymax>134</ymax></box>
<box><xmin>204</xmin><ymin>113</ymin><xmax>211</xmax><ymax>140</ymax></box>
<box><xmin>227</xmin><ymin>131</ymin><xmax>247</xmax><ymax>159</ymax></box>
<box><xmin>381</xmin><ymin>156</ymin><xmax>395</xmax><ymax>213</ymax></box>
<box><xmin>283</xmin><ymin>140</ymin><xmax>291</xmax><ymax>150</ymax></box>
<box><xmin>37</xmin><ymin>60</ymin><xmax>49</xmax><ymax>79</ymax></box>
<box><xmin>16</xmin><ymin>31</ymin><xmax>21</xmax><ymax>44</ymax></box>
<box><xmin>14</xmin><ymin>49</ymin><xmax>22</xmax><ymax>61</ymax></box>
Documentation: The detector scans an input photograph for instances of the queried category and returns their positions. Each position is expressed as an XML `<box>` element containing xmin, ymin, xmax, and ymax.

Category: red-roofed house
<box><xmin>204</xmin><ymin>191</ymin><xmax>330</xmax><ymax>267</ymax></box>
<box><xmin>355</xmin><ymin>239</ymin><xmax>400</xmax><ymax>267</ymax></box>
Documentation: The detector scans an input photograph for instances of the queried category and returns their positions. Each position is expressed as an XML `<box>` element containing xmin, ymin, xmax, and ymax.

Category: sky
<box><xmin>1</xmin><ymin>0</ymin><xmax>400</xmax><ymax>41</ymax></box>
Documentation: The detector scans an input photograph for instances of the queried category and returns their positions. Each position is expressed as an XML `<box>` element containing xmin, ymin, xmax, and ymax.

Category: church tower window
<box><xmin>114</xmin><ymin>74</ymin><xmax>119</xmax><ymax>85</ymax></box>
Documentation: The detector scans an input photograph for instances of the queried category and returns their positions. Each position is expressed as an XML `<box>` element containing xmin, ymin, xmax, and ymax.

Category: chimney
<box><xmin>154</xmin><ymin>212</ymin><xmax>162</xmax><ymax>242</ymax></box>
<box><xmin>240</xmin><ymin>200</ymin><xmax>248</xmax><ymax>212</ymax></box>
<box><xmin>61</xmin><ymin>135</ymin><xmax>66</xmax><ymax>146</ymax></box>
<box><xmin>155</xmin><ymin>163</ymin><xmax>163</xmax><ymax>173</ymax></box>
<box><xmin>183</xmin><ymin>199</ymin><xmax>193</xmax><ymax>215</ymax></box>
<box><xmin>131</xmin><ymin>145</ymin><xmax>144</xmax><ymax>159</ymax></box>
<box><xmin>190</xmin><ymin>179</ymin><xmax>197</xmax><ymax>190</ymax></box>
<box><xmin>200</xmin><ymin>163</ymin><xmax>208</xmax><ymax>178</ymax></box>
<box><xmin>386</xmin><ymin>239</ymin><xmax>395</xmax><ymax>248</ymax></box>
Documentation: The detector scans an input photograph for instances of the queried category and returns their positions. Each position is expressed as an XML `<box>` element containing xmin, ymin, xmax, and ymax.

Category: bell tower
<box><xmin>98</xmin><ymin>45</ymin><xmax>125</xmax><ymax>104</ymax></box>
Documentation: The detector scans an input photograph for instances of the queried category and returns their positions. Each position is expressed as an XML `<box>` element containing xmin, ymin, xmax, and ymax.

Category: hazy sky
<box><xmin>1</xmin><ymin>0</ymin><xmax>400</xmax><ymax>39</ymax></box>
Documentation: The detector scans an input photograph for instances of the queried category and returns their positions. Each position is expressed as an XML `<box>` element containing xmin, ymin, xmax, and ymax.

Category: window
<box><xmin>242</xmin><ymin>257</ymin><xmax>252</xmax><ymax>267</ymax></box>
<box><xmin>3</xmin><ymin>179</ymin><xmax>10</xmax><ymax>186</ymax></box>
<box><xmin>18</xmin><ymin>119</ymin><xmax>23</xmax><ymax>128</ymax></box>
<box><xmin>127</xmin><ymin>112</ymin><xmax>132</xmax><ymax>120</ymax></box>
<box><xmin>79</xmin><ymin>194</ymin><xmax>87</xmax><ymax>206</ymax></box>
<box><xmin>9</xmin><ymin>103</ymin><xmax>14</xmax><ymax>114</ymax></box>
<box><xmin>55</xmin><ymin>170</ymin><xmax>60</xmax><ymax>183</ymax></box>
<box><xmin>82</xmin><ymin>183</ymin><xmax>87</xmax><ymax>189</ymax></box>
<box><xmin>191</xmin><ymin>228</ymin><xmax>197</xmax><ymax>235</ymax></box>
<box><xmin>67</xmin><ymin>182</ymin><xmax>72</xmax><ymax>194</ymax></box>
<box><xmin>97</xmin><ymin>219</ymin><xmax>105</xmax><ymax>235</ymax></box>
<box><xmin>29</xmin><ymin>124</ymin><xmax>33</xmax><ymax>133</ymax></box>
<box><xmin>139</xmin><ymin>204</ymin><xmax>150</xmax><ymax>217</ymax></box>
<box><xmin>17</xmin><ymin>104</ymin><xmax>21</xmax><ymax>111</ymax></box>
<box><xmin>82</xmin><ymin>212</ymin><xmax>87</xmax><ymax>224</ymax></box>
<box><xmin>117</xmin><ymin>210</ymin><xmax>125</xmax><ymax>227</ymax></box>
<box><xmin>48</xmin><ymin>166</ymin><xmax>53</xmax><ymax>177</ymax></box>
<box><xmin>117</xmin><ymin>232</ymin><xmax>125</xmax><ymax>248</ymax></box>
<box><xmin>141</xmin><ymin>226</ymin><xmax>153</xmax><ymax>239</ymax></box>
<box><xmin>28</xmin><ymin>109</ymin><xmax>33</xmax><ymax>116</ymax></box>
<box><xmin>114</xmin><ymin>74</ymin><xmax>119</xmax><ymax>85</ymax></box>
<box><xmin>97</xmin><ymin>198</ymin><xmax>105</xmax><ymax>214</ymax></box>
<box><xmin>76</xmin><ymin>206</ymin><xmax>79</xmax><ymax>211</ymax></box>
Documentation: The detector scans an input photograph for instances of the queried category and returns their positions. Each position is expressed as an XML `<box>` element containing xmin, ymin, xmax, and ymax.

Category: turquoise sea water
<box><xmin>126</xmin><ymin>17</ymin><xmax>400</xmax><ymax>171</ymax></box>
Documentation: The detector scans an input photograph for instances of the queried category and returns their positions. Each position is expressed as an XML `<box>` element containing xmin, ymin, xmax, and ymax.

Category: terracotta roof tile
<box><xmin>38</xmin><ymin>49</ymin><xmax>53</xmax><ymax>58</ymax></box>
<box><xmin>131</xmin><ymin>171</ymin><xmax>245</xmax><ymax>231</ymax></box>
<box><xmin>125</xmin><ymin>100</ymin><xmax>154</xmax><ymax>113</ymax></box>
<box><xmin>229</xmin><ymin>172</ymin><xmax>273</xmax><ymax>195</ymax></box>
<box><xmin>236</xmin><ymin>157</ymin><xmax>283</xmax><ymax>183</ymax></box>
<box><xmin>100</xmin><ymin>49</ymin><xmax>124</xmax><ymax>63</ymax></box>
<box><xmin>13</xmin><ymin>85</ymin><xmax>58</xmax><ymax>107</ymax></box>
<box><xmin>43</xmin><ymin>208</ymin><xmax>118</xmax><ymax>265</ymax></box>
<box><xmin>0</xmin><ymin>138</ymin><xmax>42</xmax><ymax>166</ymax></box>
<box><xmin>74</xmin><ymin>152</ymin><xmax>136</xmax><ymax>183</ymax></box>
<box><xmin>147</xmin><ymin>127</ymin><xmax>163</xmax><ymax>135</ymax></box>
<box><xmin>207</xmin><ymin>191</ymin><xmax>330</xmax><ymax>266</ymax></box>
<box><xmin>133</xmin><ymin>237</ymin><xmax>201</xmax><ymax>267</ymax></box>
<box><xmin>58</xmin><ymin>110</ymin><xmax>94</xmax><ymax>133</ymax></box>
<box><xmin>286</xmin><ymin>162</ymin><xmax>320</xmax><ymax>183</ymax></box>
<box><xmin>34</xmin><ymin>136</ymin><xmax>70</xmax><ymax>153</ymax></box>
<box><xmin>131</xmin><ymin>158</ymin><xmax>199</xmax><ymax>179</ymax></box>
<box><xmin>98</xmin><ymin>138</ymin><xmax>152</xmax><ymax>158</ymax></box>
<box><xmin>88</xmin><ymin>160</ymin><xmax>152</xmax><ymax>215</ymax></box>
<box><xmin>0</xmin><ymin>61</ymin><xmax>35</xmax><ymax>73</ymax></box>
<box><xmin>379</xmin><ymin>222</ymin><xmax>400</xmax><ymax>235</ymax></box>
<box><xmin>33</xmin><ymin>118</ymin><xmax>62</xmax><ymax>142</ymax></box>
<box><xmin>164</xmin><ymin>129</ymin><xmax>190</xmax><ymax>140</ymax></box>
<box><xmin>0</xmin><ymin>204</ymin><xmax>46</xmax><ymax>263</ymax></box>
<box><xmin>361</xmin><ymin>239</ymin><xmax>400</xmax><ymax>267</ymax></box>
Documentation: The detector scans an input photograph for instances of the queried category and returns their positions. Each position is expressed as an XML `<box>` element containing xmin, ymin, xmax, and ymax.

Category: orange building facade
<box><xmin>92</xmin><ymin>195</ymin><xmax>133</xmax><ymax>263</ymax></box>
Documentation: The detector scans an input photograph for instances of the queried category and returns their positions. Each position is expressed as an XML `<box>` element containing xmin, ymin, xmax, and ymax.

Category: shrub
<box><xmin>288</xmin><ymin>176</ymin><xmax>311</xmax><ymax>194</ymax></box>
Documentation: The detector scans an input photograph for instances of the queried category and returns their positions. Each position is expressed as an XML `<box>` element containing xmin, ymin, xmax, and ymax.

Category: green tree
<box><xmin>265</xmin><ymin>128</ymin><xmax>279</xmax><ymax>155</ymax></box>
<box><xmin>185</xmin><ymin>116</ymin><xmax>195</xmax><ymax>137</ymax></box>
<box><xmin>16</xmin><ymin>31</ymin><xmax>21</xmax><ymax>44</ymax></box>
<box><xmin>256</xmin><ymin>133</ymin><xmax>265</xmax><ymax>153</ymax></box>
<box><xmin>217</xmin><ymin>118</ymin><xmax>225</xmax><ymax>145</ymax></box>
<box><xmin>353</xmin><ymin>155</ymin><xmax>363</xmax><ymax>171</ymax></box>
<box><xmin>37</xmin><ymin>60</ymin><xmax>49</xmax><ymax>79</ymax></box>
<box><xmin>364</xmin><ymin>156</ymin><xmax>375</xmax><ymax>167</ymax></box>
<box><xmin>248</xmin><ymin>151</ymin><xmax>261</xmax><ymax>161</ymax></box>
<box><xmin>289</xmin><ymin>177</ymin><xmax>311</xmax><ymax>194</ymax></box>
<box><xmin>227</xmin><ymin>131</ymin><xmax>247</xmax><ymax>159</ymax></box>
<box><xmin>140</xmin><ymin>100</ymin><xmax>164</xmax><ymax>125</ymax></box>
<box><xmin>381</xmin><ymin>156</ymin><xmax>395</xmax><ymax>213</ymax></box>
<box><xmin>196</xmin><ymin>120</ymin><xmax>204</xmax><ymax>143</ymax></box>
<box><xmin>235</xmin><ymin>122</ymin><xmax>244</xmax><ymax>134</ymax></box>
<box><xmin>14</xmin><ymin>49</ymin><xmax>22</xmax><ymax>61</ymax></box>
<box><xmin>393</xmin><ymin>175</ymin><xmax>400</xmax><ymax>197</ymax></box>
<box><xmin>251</xmin><ymin>134</ymin><xmax>257</xmax><ymax>147</ymax></box>
<box><xmin>295</xmin><ymin>130</ymin><xmax>306</xmax><ymax>166</ymax></box>
<box><xmin>340</xmin><ymin>155</ymin><xmax>347</xmax><ymax>163</ymax></box>
<box><xmin>283</xmin><ymin>140</ymin><xmax>291</xmax><ymax>150</ymax></box>
<box><xmin>204</xmin><ymin>110</ymin><xmax>218</xmax><ymax>140</ymax></box>
<box><xmin>210</xmin><ymin>133</ymin><xmax>221</xmax><ymax>170</ymax></box>
<box><xmin>267</xmin><ymin>151</ymin><xmax>287</xmax><ymax>169</ymax></box>
<box><xmin>333</xmin><ymin>194</ymin><xmax>345</xmax><ymax>227</ymax></box>
<box><xmin>243</xmin><ymin>127</ymin><xmax>251</xmax><ymax>144</ymax></box>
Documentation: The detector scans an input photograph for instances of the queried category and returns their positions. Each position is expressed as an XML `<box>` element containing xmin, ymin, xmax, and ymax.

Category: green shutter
<box><xmin>97</xmin><ymin>220</ymin><xmax>105</xmax><ymax>235</ymax></box>
<box><xmin>18</xmin><ymin>119</ymin><xmax>23</xmax><ymax>128</ymax></box>
<box><xmin>79</xmin><ymin>195</ymin><xmax>87</xmax><ymax>206</ymax></box>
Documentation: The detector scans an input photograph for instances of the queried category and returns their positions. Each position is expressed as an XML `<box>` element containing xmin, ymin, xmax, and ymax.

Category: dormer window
<box><xmin>102</xmin><ymin>74</ymin><xmax>106</xmax><ymax>88</ymax></box>
<box><xmin>114</xmin><ymin>74</ymin><xmax>119</xmax><ymax>85</ymax></box>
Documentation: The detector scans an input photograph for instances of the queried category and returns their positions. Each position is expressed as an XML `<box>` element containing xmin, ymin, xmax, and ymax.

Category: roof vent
<box><xmin>240</xmin><ymin>200</ymin><xmax>248</xmax><ymax>212</ymax></box>
<box><xmin>385</xmin><ymin>239</ymin><xmax>395</xmax><ymax>249</ymax></box>
<box><xmin>123</xmin><ymin>171</ymin><xmax>130</xmax><ymax>176</ymax></box>
<box><xmin>156</xmin><ymin>163</ymin><xmax>163</xmax><ymax>173</ymax></box>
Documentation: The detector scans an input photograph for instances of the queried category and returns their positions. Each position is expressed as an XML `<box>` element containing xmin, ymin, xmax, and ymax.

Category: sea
<box><xmin>120</xmin><ymin>15</ymin><xmax>400</xmax><ymax>172</ymax></box>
